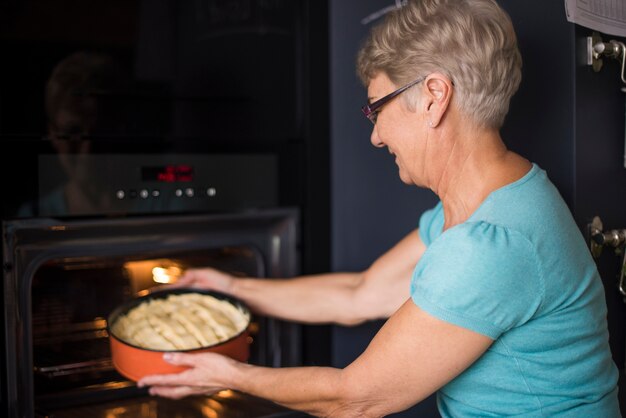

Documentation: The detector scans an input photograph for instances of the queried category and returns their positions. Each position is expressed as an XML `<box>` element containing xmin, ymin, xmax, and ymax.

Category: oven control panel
<box><xmin>36</xmin><ymin>154</ymin><xmax>278</xmax><ymax>216</ymax></box>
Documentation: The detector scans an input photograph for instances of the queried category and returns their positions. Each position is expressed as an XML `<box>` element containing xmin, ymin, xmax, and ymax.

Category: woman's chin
<box><xmin>397</xmin><ymin>171</ymin><xmax>414</xmax><ymax>186</ymax></box>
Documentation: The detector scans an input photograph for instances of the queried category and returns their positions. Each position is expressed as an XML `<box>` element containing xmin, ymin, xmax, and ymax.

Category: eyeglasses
<box><xmin>361</xmin><ymin>76</ymin><xmax>426</xmax><ymax>125</ymax></box>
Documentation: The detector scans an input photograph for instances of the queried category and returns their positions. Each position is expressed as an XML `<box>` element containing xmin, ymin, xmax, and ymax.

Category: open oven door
<box><xmin>2</xmin><ymin>208</ymin><xmax>307</xmax><ymax>418</ymax></box>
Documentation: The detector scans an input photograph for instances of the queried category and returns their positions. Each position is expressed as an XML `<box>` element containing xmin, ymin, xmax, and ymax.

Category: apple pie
<box><xmin>111</xmin><ymin>293</ymin><xmax>250</xmax><ymax>351</ymax></box>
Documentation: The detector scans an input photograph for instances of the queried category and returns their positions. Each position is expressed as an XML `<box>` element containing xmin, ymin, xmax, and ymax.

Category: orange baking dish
<box><xmin>107</xmin><ymin>288</ymin><xmax>251</xmax><ymax>382</ymax></box>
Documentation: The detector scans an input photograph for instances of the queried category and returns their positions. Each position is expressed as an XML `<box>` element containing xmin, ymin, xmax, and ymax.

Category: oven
<box><xmin>1</xmin><ymin>149</ymin><xmax>311</xmax><ymax>418</ymax></box>
<box><xmin>0</xmin><ymin>2</ymin><xmax>330</xmax><ymax>416</ymax></box>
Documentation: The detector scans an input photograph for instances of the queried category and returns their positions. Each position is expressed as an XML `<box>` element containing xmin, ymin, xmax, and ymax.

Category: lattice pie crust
<box><xmin>111</xmin><ymin>293</ymin><xmax>250</xmax><ymax>351</ymax></box>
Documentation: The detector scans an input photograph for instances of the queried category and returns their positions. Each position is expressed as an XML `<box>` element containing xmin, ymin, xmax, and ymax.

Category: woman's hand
<box><xmin>137</xmin><ymin>352</ymin><xmax>239</xmax><ymax>399</ymax></box>
<box><xmin>174</xmin><ymin>267</ymin><xmax>235</xmax><ymax>295</ymax></box>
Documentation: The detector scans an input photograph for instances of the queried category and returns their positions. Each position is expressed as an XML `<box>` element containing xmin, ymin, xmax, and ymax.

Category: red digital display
<box><xmin>142</xmin><ymin>165</ymin><xmax>194</xmax><ymax>182</ymax></box>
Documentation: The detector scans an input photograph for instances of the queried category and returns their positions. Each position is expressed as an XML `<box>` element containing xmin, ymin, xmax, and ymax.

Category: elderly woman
<box><xmin>139</xmin><ymin>0</ymin><xmax>620</xmax><ymax>416</ymax></box>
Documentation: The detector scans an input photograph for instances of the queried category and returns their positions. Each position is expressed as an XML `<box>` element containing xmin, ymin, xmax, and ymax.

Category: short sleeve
<box><xmin>411</xmin><ymin>221</ymin><xmax>543</xmax><ymax>339</ymax></box>
<box><xmin>418</xmin><ymin>201</ymin><xmax>444</xmax><ymax>246</ymax></box>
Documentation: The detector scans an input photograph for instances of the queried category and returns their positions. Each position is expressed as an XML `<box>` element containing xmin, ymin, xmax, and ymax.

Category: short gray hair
<box><xmin>357</xmin><ymin>0</ymin><xmax>522</xmax><ymax>129</ymax></box>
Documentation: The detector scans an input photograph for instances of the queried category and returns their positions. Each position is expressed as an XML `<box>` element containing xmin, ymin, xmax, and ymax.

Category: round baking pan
<box><xmin>107</xmin><ymin>287</ymin><xmax>251</xmax><ymax>382</ymax></box>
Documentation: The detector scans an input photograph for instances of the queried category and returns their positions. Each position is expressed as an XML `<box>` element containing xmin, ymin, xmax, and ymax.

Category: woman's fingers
<box><xmin>138</xmin><ymin>371</ymin><xmax>188</xmax><ymax>388</ymax></box>
<box><xmin>177</xmin><ymin>269</ymin><xmax>215</xmax><ymax>287</ymax></box>
<box><xmin>137</xmin><ymin>353</ymin><xmax>235</xmax><ymax>401</ymax></box>
<box><xmin>173</xmin><ymin>275</ymin><xmax>196</xmax><ymax>287</ymax></box>
<box><xmin>163</xmin><ymin>352</ymin><xmax>197</xmax><ymax>367</ymax></box>
<box><xmin>138</xmin><ymin>352</ymin><xmax>226</xmax><ymax>388</ymax></box>
<box><xmin>175</xmin><ymin>268</ymin><xmax>235</xmax><ymax>294</ymax></box>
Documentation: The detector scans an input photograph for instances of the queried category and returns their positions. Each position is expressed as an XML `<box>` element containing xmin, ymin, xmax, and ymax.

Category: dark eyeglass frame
<box><xmin>361</xmin><ymin>75</ymin><xmax>426</xmax><ymax>125</ymax></box>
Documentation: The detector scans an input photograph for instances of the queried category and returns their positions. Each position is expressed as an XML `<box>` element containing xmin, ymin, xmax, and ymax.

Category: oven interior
<box><xmin>32</xmin><ymin>246</ymin><xmax>294</xmax><ymax>417</ymax></box>
<box><xmin>34</xmin><ymin>247</ymin><xmax>253</xmax><ymax>390</ymax></box>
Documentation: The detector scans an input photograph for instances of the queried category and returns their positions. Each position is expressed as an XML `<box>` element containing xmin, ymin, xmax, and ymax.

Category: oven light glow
<box><xmin>205</xmin><ymin>398</ymin><xmax>225</xmax><ymax>413</ymax></box>
<box><xmin>201</xmin><ymin>405</ymin><xmax>219</xmax><ymax>418</ymax></box>
<box><xmin>217</xmin><ymin>389</ymin><xmax>235</xmax><ymax>398</ymax></box>
<box><xmin>152</xmin><ymin>266</ymin><xmax>182</xmax><ymax>284</ymax></box>
<box><xmin>105</xmin><ymin>406</ymin><xmax>128</xmax><ymax>418</ymax></box>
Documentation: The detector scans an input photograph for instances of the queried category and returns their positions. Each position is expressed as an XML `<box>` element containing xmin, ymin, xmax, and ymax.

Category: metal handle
<box><xmin>588</xmin><ymin>32</ymin><xmax>626</xmax><ymax>84</ymax></box>
<box><xmin>589</xmin><ymin>216</ymin><xmax>626</xmax><ymax>298</ymax></box>
<box><xmin>620</xmin><ymin>250</ymin><xmax>626</xmax><ymax>297</ymax></box>
<box><xmin>589</xmin><ymin>216</ymin><xmax>626</xmax><ymax>251</ymax></box>
<box><xmin>591</xmin><ymin>228</ymin><xmax>626</xmax><ymax>248</ymax></box>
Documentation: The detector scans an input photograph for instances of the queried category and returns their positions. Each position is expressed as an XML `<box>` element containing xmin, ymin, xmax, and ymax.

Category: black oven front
<box><xmin>1</xmin><ymin>2</ymin><xmax>328</xmax><ymax>413</ymax></box>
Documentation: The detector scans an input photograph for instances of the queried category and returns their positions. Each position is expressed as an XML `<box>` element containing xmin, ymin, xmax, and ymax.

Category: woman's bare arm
<box><xmin>176</xmin><ymin>228</ymin><xmax>426</xmax><ymax>325</ymax></box>
<box><xmin>139</xmin><ymin>300</ymin><xmax>492</xmax><ymax>417</ymax></box>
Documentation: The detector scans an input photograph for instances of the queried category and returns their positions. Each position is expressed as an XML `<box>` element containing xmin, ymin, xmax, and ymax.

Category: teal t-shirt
<box><xmin>411</xmin><ymin>163</ymin><xmax>620</xmax><ymax>417</ymax></box>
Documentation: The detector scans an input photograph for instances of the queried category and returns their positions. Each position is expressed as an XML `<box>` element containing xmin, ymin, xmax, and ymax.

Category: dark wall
<box><xmin>498</xmin><ymin>0</ymin><xmax>576</xmax><ymax>202</ymax></box>
<box><xmin>329</xmin><ymin>0</ymin><xmax>626</xmax><ymax>416</ymax></box>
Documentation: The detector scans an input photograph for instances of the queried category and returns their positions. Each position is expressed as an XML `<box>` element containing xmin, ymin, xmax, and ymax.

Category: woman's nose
<box><xmin>370</xmin><ymin>127</ymin><xmax>385</xmax><ymax>148</ymax></box>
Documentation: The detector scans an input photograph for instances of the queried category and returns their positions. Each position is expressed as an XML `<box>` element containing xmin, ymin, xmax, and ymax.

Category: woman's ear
<box><xmin>423</xmin><ymin>73</ymin><xmax>453</xmax><ymax>128</ymax></box>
